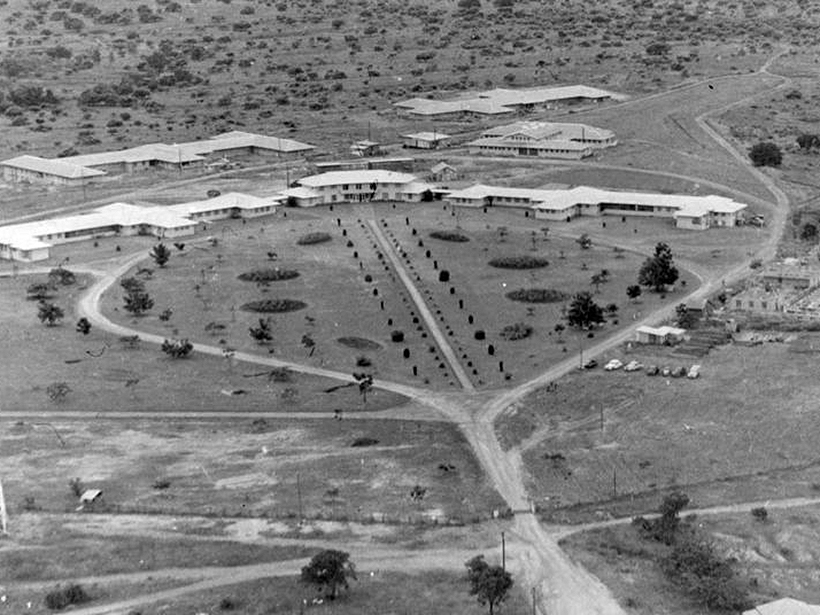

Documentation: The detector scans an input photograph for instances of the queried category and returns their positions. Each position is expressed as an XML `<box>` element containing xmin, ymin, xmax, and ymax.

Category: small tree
<box><xmin>301</xmin><ymin>549</ymin><xmax>357</xmax><ymax>600</ymax></box>
<box><xmin>567</xmin><ymin>292</ymin><xmax>604</xmax><ymax>329</ymax></box>
<box><xmin>150</xmin><ymin>243</ymin><xmax>171</xmax><ymax>267</ymax></box>
<box><xmin>749</xmin><ymin>141</ymin><xmax>782</xmax><ymax>167</ymax></box>
<box><xmin>123</xmin><ymin>288</ymin><xmax>154</xmax><ymax>315</ymax></box>
<box><xmin>249</xmin><ymin>317</ymin><xmax>274</xmax><ymax>344</ymax></box>
<box><xmin>465</xmin><ymin>555</ymin><xmax>513</xmax><ymax>615</ymax></box>
<box><xmin>590</xmin><ymin>272</ymin><xmax>606</xmax><ymax>293</ymax></box>
<box><xmin>301</xmin><ymin>334</ymin><xmax>316</xmax><ymax>356</ymax></box>
<box><xmin>27</xmin><ymin>281</ymin><xmax>55</xmax><ymax>300</ymax></box>
<box><xmin>76</xmin><ymin>317</ymin><xmax>91</xmax><ymax>335</ymax></box>
<box><xmin>38</xmin><ymin>301</ymin><xmax>64</xmax><ymax>326</ymax></box>
<box><xmin>576</xmin><ymin>233</ymin><xmax>592</xmax><ymax>250</ymax></box>
<box><xmin>800</xmin><ymin>223</ymin><xmax>818</xmax><ymax>242</ymax></box>
<box><xmin>638</xmin><ymin>242</ymin><xmax>679</xmax><ymax>292</ymax></box>
<box><xmin>626</xmin><ymin>284</ymin><xmax>642</xmax><ymax>302</ymax></box>
<box><xmin>352</xmin><ymin>372</ymin><xmax>373</xmax><ymax>405</ymax></box>
<box><xmin>46</xmin><ymin>381</ymin><xmax>71</xmax><ymax>403</ymax></box>
<box><xmin>797</xmin><ymin>133</ymin><xmax>820</xmax><ymax>151</ymax></box>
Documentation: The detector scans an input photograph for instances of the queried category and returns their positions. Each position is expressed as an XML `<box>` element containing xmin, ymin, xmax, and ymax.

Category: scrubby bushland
<box><xmin>489</xmin><ymin>256</ymin><xmax>549</xmax><ymax>269</ymax></box>
<box><xmin>297</xmin><ymin>232</ymin><xmax>332</xmax><ymax>245</ymax></box>
<box><xmin>45</xmin><ymin>584</ymin><xmax>89</xmax><ymax>610</ymax></box>
<box><xmin>429</xmin><ymin>230</ymin><xmax>469</xmax><ymax>242</ymax></box>
<box><xmin>238</xmin><ymin>268</ymin><xmax>300</xmax><ymax>282</ymax></box>
<box><xmin>241</xmin><ymin>299</ymin><xmax>307</xmax><ymax>313</ymax></box>
<box><xmin>505</xmin><ymin>288</ymin><xmax>569</xmax><ymax>303</ymax></box>
<box><xmin>500</xmin><ymin>322</ymin><xmax>533</xmax><ymax>340</ymax></box>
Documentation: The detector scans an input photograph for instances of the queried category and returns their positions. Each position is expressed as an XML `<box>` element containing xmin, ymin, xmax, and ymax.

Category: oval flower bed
<box><xmin>429</xmin><ymin>230</ymin><xmax>469</xmax><ymax>242</ymax></box>
<box><xmin>489</xmin><ymin>256</ymin><xmax>549</xmax><ymax>269</ymax></box>
<box><xmin>241</xmin><ymin>299</ymin><xmax>307</xmax><ymax>313</ymax></box>
<box><xmin>238</xmin><ymin>268</ymin><xmax>300</xmax><ymax>282</ymax></box>
<box><xmin>337</xmin><ymin>337</ymin><xmax>383</xmax><ymax>351</ymax></box>
<box><xmin>505</xmin><ymin>288</ymin><xmax>569</xmax><ymax>303</ymax></box>
<box><xmin>297</xmin><ymin>232</ymin><xmax>332</xmax><ymax>245</ymax></box>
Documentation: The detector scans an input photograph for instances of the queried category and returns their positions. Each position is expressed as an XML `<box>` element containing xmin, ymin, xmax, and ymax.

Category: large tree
<box><xmin>748</xmin><ymin>141</ymin><xmax>782</xmax><ymax>167</ymax></box>
<box><xmin>301</xmin><ymin>549</ymin><xmax>357</xmax><ymax>600</ymax></box>
<box><xmin>566</xmin><ymin>291</ymin><xmax>604</xmax><ymax>329</ymax></box>
<box><xmin>465</xmin><ymin>555</ymin><xmax>513</xmax><ymax>615</ymax></box>
<box><xmin>638</xmin><ymin>242</ymin><xmax>679</xmax><ymax>292</ymax></box>
<box><xmin>150</xmin><ymin>243</ymin><xmax>171</xmax><ymax>267</ymax></box>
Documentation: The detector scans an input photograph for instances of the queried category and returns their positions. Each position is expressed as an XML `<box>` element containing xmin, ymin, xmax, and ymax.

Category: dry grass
<box><xmin>497</xmin><ymin>336</ymin><xmax>820</xmax><ymax>519</ymax></box>
<box><xmin>1</xmin><ymin>417</ymin><xmax>505</xmax><ymax>521</ymax></box>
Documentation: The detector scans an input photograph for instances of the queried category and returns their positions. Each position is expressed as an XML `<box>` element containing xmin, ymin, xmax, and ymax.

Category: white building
<box><xmin>1</xmin><ymin>155</ymin><xmax>107</xmax><ymax>186</ymax></box>
<box><xmin>483</xmin><ymin>121</ymin><xmax>617</xmax><ymax>147</ymax></box>
<box><xmin>635</xmin><ymin>325</ymin><xmax>686</xmax><ymax>345</ymax></box>
<box><xmin>445</xmin><ymin>184</ymin><xmax>747</xmax><ymax>229</ymax></box>
<box><xmin>394</xmin><ymin>85</ymin><xmax>623</xmax><ymax>117</ymax></box>
<box><xmin>281</xmin><ymin>170</ymin><xmax>433</xmax><ymax>207</ymax></box>
<box><xmin>0</xmin><ymin>192</ymin><xmax>279</xmax><ymax>262</ymax></box>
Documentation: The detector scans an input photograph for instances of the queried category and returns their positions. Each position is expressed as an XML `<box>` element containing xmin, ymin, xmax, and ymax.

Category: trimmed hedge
<box><xmin>241</xmin><ymin>299</ymin><xmax>307</xmax><ymax>313</ymax></box>
<box><xmin>489</xmin><ymin>256</ymin><xmax>549</xmax><ymax>269</ymax></box>
<box><xmin>430</xmin><ymin>230</ymin><xmax>469</xmax><ymax>242</ymax></box>
<box><xmin>297</xmin><ymin>232</ymin><xmax>332</xmax><ymax>245</ymax></box>
<box><xmin>506</xmin><ymin>288</ymin><xmax>569</xmax><ymax>303</ymax></box>
<box><xmin>238</xmin><ymin>268</ymin><xmax>300</xmax><ymax>282</ymax></box>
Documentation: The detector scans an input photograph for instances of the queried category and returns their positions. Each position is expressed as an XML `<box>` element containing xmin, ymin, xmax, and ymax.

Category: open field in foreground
<box><xmin>1</xmin><ymin>417</ymin><xmax>504</xmax><ymax>521</ymax></box>
<box><xmin>497</xmin><ymin>335</ymin><xmax>820</xmax><ymax>520</ymax></box>
<box><xmin>562</xmin><ymin>505</ymin><xmax>820</xmax><ymax>615</ymax></box>
<box><xmin>121</xmin><ymin>570</ymin><xmax>531</xmax><ymax>615</ymax></box>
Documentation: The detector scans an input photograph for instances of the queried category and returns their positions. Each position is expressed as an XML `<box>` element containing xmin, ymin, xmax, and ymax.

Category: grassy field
<box><xmin>561</xmin><ymin>505</ymin><xmax>820</xmax><ymax>615</ymax></box>
<box><xmin>121</xmin><ymin>570</ymin><xmax>531</xmax><ymax>615</ymax></box>
<box><xmin>1</xmin><ymin>417</ymin><xmax>505</xmax><ymax>521</ymax></box>
<box><xmin>497</xmin><ymin>334</ymin><xmax>820</xmax><ymax>519</ymax></box>
<box><xmin>0</xmin><ymin>272</ymin><xmax>407</xmax><ymax>412</ymax></box>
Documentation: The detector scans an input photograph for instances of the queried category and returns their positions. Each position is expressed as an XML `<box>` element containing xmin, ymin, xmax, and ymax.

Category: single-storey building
<box><xmin>350</xmin><ymin>140</ymin><xmax>382</xmax><ymax>157</ymax></box>
<box><xmin>401</xmin><ymin>132</ymin><xmax>452</xmax><ymax>149</ymax></box>
<box><xmin>61</xmin><ymin>143</ymin><xmax>206</xmax><ymax>174</ymax></box>
<box><xmin>313</xmin><ymin>157</ymin><xmax>414</xmax><ymax>174</ymax></box>
<box><xmin>0</xmin><ymin>155</ymin><xmax>106</xmax><ymax>186</ymax></box>
<box><xmin>761</xmin><ymin>262</ymin><xmax>820</xmax><ymax>290</ymax></box>
<box><xmin>429</xmin><ymin>162</ymin><xmax>459</xmax><ymax>182</ymax></box>
<box><xmin>466</xmin><ymin>136</ymin><xmax>593</xmax><ymax>160</ymax></box>
<box><xmin>283</xmin><ymin>170</ymin><xmax>432</xmax><ymax>207</ymax></box>
<box><xmin>394</xmin><ymin>85</ymin><xmax>623</xmax><ymax>117</ymax></box>
<box><xmin>481</xmin><ymin>121</ymin><xmax>617</xmax><ymax>148</ymax></box>
<box><xmin>732</xmin><ymin>287</ymin><xmax>785</xmax><ymax>313</ymax></box>
<box><xmin>0</xmin><ymin>192</ymin><xmax>278</xmax><ymax>262</ymax></box>
<box><xmin>635</xmin><ymin>325</ymin><xmax>686</xmax><ymax>345</ymax></box>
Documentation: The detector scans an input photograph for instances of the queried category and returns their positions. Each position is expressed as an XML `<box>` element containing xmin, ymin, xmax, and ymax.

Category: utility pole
<box><xmin>296</xmin><ymin>471</ymin><xmax>303</xmax><ymax>524</ymax></box>
<box><xmin>600</xmin><ymin>405</ymin><xmax>604</xmax><ymax>432</ymax></box>
<box><xmin>613</xmin><ymin>467</ymin><xmax>617</xmax><ymax>498</ymax></box>
<box><xmin>501</xmin><ymin>531</ymin><xmax>506</xmax><ymax>572</ymax></box>
<box><xmin>0</xmin><ymin>478</ymin><xmax>7</xmax><ymax>536</ymax></box>
<box><xmin>531</xmin><ymin>587</ymin><xmax>537</xmax><ymax>615</ymax></box>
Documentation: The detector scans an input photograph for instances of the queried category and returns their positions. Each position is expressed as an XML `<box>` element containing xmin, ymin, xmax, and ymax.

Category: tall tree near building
<box><xmin>150</xmin><ymin>243</ymin><xmax>171</xmax><ymax>267</ymax></box>
<box><xmin>638</xmin><ymin>242</ymin><xmax>679</xmax><ymax>292</ymax></box>
<box><xmin>465</xmin><ymin>555</ymin><xmax>513</xmax><ymax>615</ymax></box>
<box><xmin>567</xmin><ymin>291</ymin><xmax>604</xmax><ymax>329</ymax></box>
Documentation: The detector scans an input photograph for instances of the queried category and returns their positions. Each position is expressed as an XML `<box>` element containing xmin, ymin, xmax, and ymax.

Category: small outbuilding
<box><xmin>743</xmin><ymin>598</ymin><xmax>820</xmax><ymax>615</ymax></box>
<box><xmin>429</xmin><ymin>162</ymin><xmax>459</xmax><ymax>182</ymax></box>
<box><xmin>350</xmin><ymin>140</ymin><xmax>382</xmax><ymax>157</ymax></box>
<box><xmin>78</xmin><ymin>489</ymin><xmax>104</xmax><ymax>510</ymax></box>
<box><xmin>635</xmin><ymin>325</ymin><xmax>686</xmax><ymax>345</ymax></box>
<box><xmin>402</xmin><ymin>132</ymin><xmax>452</xmax><ymax>149</ymax></box>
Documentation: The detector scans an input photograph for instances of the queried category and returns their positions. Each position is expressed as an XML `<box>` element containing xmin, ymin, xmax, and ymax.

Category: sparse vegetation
<box><xmin>238</xmin><ymin>269</ymin><xmax>300</xmax><ymax>282</ymax></box>
<box><xmin>241</xmin><ymin>299</ymin><xmax>307</xmax><ymax>313</ymax></box>
<box><xmin>506</xmin><ymin>288</ymin><xmax>569</xmax><ymax>303</ymax></box>
<box><xmin>488</xmin><ymin>256</ymin><xmax>548</xmax><ymax>269</ymax></box>
<box><xmin>297</xmin><ymin>232</ymin><xmax>332</xmax><ymax>245</ymax></box>
<box><xmin>499</xmin><ymin>322</ymin><xmax>533</xmax><ymax>340</ymax></box>
<box><xmin>430</xmin><ymin>231</ymin><xmax>469</xmax><ymax>242</ymax></box>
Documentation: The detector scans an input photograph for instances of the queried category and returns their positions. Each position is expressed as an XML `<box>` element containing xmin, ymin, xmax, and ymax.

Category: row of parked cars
<box><xmin>584</xmin><ymin>358</ymin><xmax>701</xmax><ymax>379</ymax></box>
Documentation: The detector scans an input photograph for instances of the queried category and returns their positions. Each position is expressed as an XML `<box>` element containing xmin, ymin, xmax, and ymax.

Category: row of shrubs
<box><xmin>238</xmin><ymin>268</ymin><xmax>300</xmax><ymax>282</ymax></box>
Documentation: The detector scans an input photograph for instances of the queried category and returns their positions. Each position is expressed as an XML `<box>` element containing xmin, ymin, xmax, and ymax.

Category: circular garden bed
<box><xmin>238</xmin><ymin>268</ymin><xmax>300</xmax><ymax>282</ymax></box>
<box><xmin>499</xmin><ymin>322</ymin><xmax>534</xmax><ymax>340</ymax></box>
<box><xmin>337</xmin><ymin>337</ymin><xmax>383</xmax><ymax>351</ymax></box>
<box><xmin>505</xmin><ymin>288</ymin><xmax>569</xmax><ymax>303</ymax></box>
<box><xmin>297</xmin><ymin>232</ymin><xmax>332</xmax><ymax>245</ymax></box>
<box><xmin>429</xmin><ymin>230</ymin><xmax>469</xmax><ymax>242</ymax></box>
<box><xmin>241</xmin><ymin>299</ymin><xmax>307</xmax><ymax>313</ymax></box>
<box><xmin>489</xmin><ymin>256</ymin><xmax>549</xmax><ymax>269</ymax></box>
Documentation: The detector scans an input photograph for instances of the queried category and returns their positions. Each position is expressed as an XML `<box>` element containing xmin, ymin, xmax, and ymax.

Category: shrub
<box><xmin>297</xmin><ymin>232</ymin><xmax>332</xmax><ymax>245</ymax></box>
<box><xmin>351</xmin><ymin>436</ymin><xmax>379</xmax><ymax>447</ymax></box>
<box><xmin>429</xmin><ymin>230</ymin><xmax>469</xmax><ymax>242</ymax></box>
<box><xmin>238</xmin><ymin>269</ymin><xmax>300</xmax><ymax>282</ymax></box>
<box><xmin>500</xmin><ymin>322</ymin><xmax>533</xmax><ymax>340</ymax></box>
<box><xmin>45</xmin><ymin>584</ymin><xmax>89</xmax><ymax>610</ymax></box>
<box><xmin>489</xmin><ymin>256</ymin><xmax>549</xmax><ymax>269</ymax></box>
<box><xmin>751</xmin><ymin>506</ymin><xmax>768</xmax><ymax>522</ymax></box>
<box><xmin>506</xmin><ymin>288</ymin><xmax>569</xmax><ymax>303</ymax></box>
<box><xmin>749</xmin><ymin>141</ymin><xmax>782</xmax><ymax>167</ymax></box>
<box><xmin>241</xmin><ymin>299</ymin><xmax>307</xmax><ymax>313</ymax></box>
<box><xmin>161</xmin><ymin>338</ymin><xmax>193</xmax><ymax>358</ymax></box>
<box><xmin>474</xmin><ymin>330</ymin><xmax>486</xmax><ymax>340</ymax></box>
<box><xmin>356</xmin><ymin>355</ymin><xmax>372</xmax><ymax>367</ymax></box>
<box><xmin>390</xmin><ymin>330</ymin><xmax>405</xmax><ymax>343</ymax></box>
<box><xmin>439</xmin><ymin>270</ymin><xmax>450</xmax><ymax>282</ymax></box>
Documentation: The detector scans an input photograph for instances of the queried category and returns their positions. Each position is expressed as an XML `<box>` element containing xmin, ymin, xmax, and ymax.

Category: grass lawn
<box><xmin>0</xmin><ymin>271</ymin><xmax>407</xmax><ymax>412</ymax></box>
<box><xmin>1</xmin><ymin>417</ymin><xmax>504</xmax><ymax>521</ymax></box>
<box><xmin>126</xmin><ymin>570</ymin><xmax>530</xmax><ymax>615</ymax></box>
<box><xmin>561</xmin><ymin>505</ymin><xmax>820</xmax><ymax>615</ymax></box>
<box><xmin>497</xmin><ymin>335</ymin><xmax>820</xmax><ymax>519</ymax></box>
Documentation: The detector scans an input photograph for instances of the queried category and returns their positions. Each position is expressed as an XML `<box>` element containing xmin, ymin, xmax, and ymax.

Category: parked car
<box><xmin>687</xmin><ymin>364</ymin><xmax>701</xmax><ymax>379</ymax></box>
<box><xmin>583</xmin><ymin>359</ymin><xmax>598</xmax><ymax>370</ymax></box>
<box><xmin>661</xmin><ymin>367</ymin><xmax>671</xmax><ymax>377</ymax></box>
<box><xmin>604</xmin><ymin>359</ymin><xmax>623</xmax><ymax>371</ymax></box>
<box><xmin>645</xmin><ymin>365</ymin><xmax>659</xmax><ymax>376</ymax></box>
<box><xmin>671</xmin><ymin>366</ymin><xmax>687</xmax><ymax>378</ymax></box>
<box><xmin>624</xmin><ymin>360</ymin><xmax>643</xmax><ymax>372</ymax></box>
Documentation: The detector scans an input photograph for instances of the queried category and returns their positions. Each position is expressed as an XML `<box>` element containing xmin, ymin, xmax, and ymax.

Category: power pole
<box><xmin>501</xmin><ymin>531</ymin><xmax>506</xmax><ymax>572</ymax></box>
<box><xmin>0</xmin><ymin>478</ymin><xmax>8</xmax><ymax>536</ymax></box>
<box><xmin>296</xmin><ymin>471</ymin><xmax>303</xmax><ymax>524</ymax></box>
<box><xmin>531</xmin><ymin>587</ymin><xmax>537</xmax><ymax>615</ymax></box>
